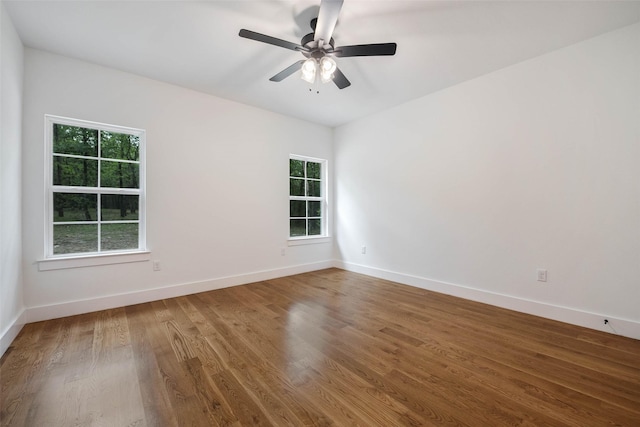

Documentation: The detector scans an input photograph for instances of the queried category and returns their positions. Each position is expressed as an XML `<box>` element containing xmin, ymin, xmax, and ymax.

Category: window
<box><xmin>45</xmin><ymin>115</ymin><xmax>145</xmax><ymax>257</ymax></box>
<box><xmin>289</xmin><ymin>155</ymin><xmax>327</xmax><ymax>238</ymax></box>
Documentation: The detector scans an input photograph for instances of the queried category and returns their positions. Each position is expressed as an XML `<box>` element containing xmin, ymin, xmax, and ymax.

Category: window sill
<box><xmin>37</xmin><ymin>251</ymin><xmax>151</xmax><ymax>271</ymax></box>
<box><xmin>288</xmin><ymin>236</ymin><xmax>332</xmax><ymax>246</ymax></box>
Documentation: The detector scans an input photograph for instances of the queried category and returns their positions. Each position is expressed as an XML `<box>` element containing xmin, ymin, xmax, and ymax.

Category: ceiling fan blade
<box><xmin>335</xmin><ymin>43</ymin><xmax>397</xmax><ymax>57</ymax></box>
<box><xmin>269</xmin><ymin>60</ymin><xmax>305</xmax><ymax>82</ymax></box>
<box><xmin>239</xmin><ymin>29</ymin><xmax>307</xmax><ymax>52</ymax></box>
<box><xmin>332</xmin><ymin>67</ymin><xmax>351</xmax><ymax>89</ymax></box>
<box><xmin>314</xmin><ymin>0</ymin><xmax>344</xmax><ymax>43</ymax></box>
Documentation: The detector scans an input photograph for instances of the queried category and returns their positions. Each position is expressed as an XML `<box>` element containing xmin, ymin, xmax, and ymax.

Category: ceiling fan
<box><xmin>239</xmin><ymin>0</ymin><xmax>397</xmax><ymax>89</ymax></box>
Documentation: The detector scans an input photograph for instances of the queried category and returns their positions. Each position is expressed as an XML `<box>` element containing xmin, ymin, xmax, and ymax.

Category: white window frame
<box><xmin>289</xmin><ymin>154</ymin><xmax>329</xmax><ymax>242</ymax></box>
<box><xmin>42</xmin><ymin>115</ymin><xmax>147</xmax><ymax>267</ymax></box>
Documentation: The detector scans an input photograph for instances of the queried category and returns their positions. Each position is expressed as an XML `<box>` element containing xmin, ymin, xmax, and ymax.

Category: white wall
<box><xmin>334</xmin><ymin>23</ymin><xmax>640</xmax><ymax>339</ymax></box>
<box><xmin>0</xmin><ymin>3</ymin><xmax>25</xmax><ymax>356</ymax></box>
<box><xmin>21</xmin><ymin>49</ymin><xmax>333</xmax><ymax>320</ymax></box>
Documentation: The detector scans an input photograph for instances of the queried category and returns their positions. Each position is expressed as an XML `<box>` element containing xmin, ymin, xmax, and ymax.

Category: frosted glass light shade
<box><xmin>319</xmin><ymin>57</ymin><xmax>336</xmax><ymax>83</ymax></box>
<box><xmin>301</xmin><ymin>58</ymin><xmax>317</xmax><ymax>83</ymax></box>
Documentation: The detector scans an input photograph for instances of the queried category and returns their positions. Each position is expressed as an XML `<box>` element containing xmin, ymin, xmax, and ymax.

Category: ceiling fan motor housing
<box><xmin>301</xmin><ymin>32</ymin><xmax>334</xmax><ymax>57</ymax></box>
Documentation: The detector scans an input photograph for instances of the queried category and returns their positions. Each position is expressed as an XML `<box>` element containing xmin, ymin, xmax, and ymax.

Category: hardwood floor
<box><xmin>1</xmin><ymin>268</ymin><xmax>639</xmax><ymax>426</ymax></box>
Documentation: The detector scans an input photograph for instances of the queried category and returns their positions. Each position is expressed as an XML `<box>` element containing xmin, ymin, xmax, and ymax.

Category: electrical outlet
<box><xmin>153</xmin><ymin>260</ymin><xmax>161</xmax><ymax>271</ymax></box>
<box><xmin>281</xmin><ymin>248</ymin><xmax>286</xmax><ymax>256</ymax></box>
<box><xmin>537</xmin><ymin>269</ymin><xmax>547</xmax><ymax>282</ymax></box>
<box><xmin>361</xmin><ymin>246</ymin><xmax>367</xmax><ymax>254</ymax></box>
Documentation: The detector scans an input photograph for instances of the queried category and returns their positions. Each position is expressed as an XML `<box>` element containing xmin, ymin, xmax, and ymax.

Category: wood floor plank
<box><xmin>428</xmin><ymin>318</ymin><xmax>640</xmax><ymax>412</ymax></box>
<box><xmin>189</xmin><ymin>290</ymin><xmax>336</xmax><ymax>426</ymax></box>
<box><xmin>125</xmin><ymin>303</ymin><xmax>181</xmax><ymax>427</ymax></box>
<box><xmin>2</xmin><ymin>315</ymin><xmax>94</xmax><ymax>426</ymax></box>
<box><xmin>409</xmin><ymin>323</ymin><xmax>620</xmax><ymax>426</ymax></box>
<box><xmin>210</xmin><ymin>368</ymin><xmax>273</xmax><ymax>426</ymax></box>
<box><xmin>182</xmin><ymin>356</ymin><xmax>239</xmax><ymax>427</ymax></box>
<box><xmin>2</xmin><ymin>268</ymin><xmax>639</xmax><ymax>426</ymax></box>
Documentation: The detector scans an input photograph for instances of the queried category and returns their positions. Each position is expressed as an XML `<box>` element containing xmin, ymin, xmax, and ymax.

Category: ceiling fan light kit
<box><xmin>300</xmin><ymin>57</ymin><xmax>337</xmax><ymax>85</ymax></box>
<box><xmin>238</xmin><ymin>0</ymin><xmax>397</xmax><ymax>90</ymax></box>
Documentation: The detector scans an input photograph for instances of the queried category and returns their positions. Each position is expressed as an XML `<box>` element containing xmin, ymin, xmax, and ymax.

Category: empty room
<box><xmin>1</xmin><ymin>0</ymin><xmax>639</xmax><ymax>425</ymax></box>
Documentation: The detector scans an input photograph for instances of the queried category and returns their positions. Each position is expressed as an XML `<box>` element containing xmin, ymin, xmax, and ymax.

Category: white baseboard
<box><xmin>15</xmin><ymin>259</ymin><xmax>640</xmax><ymax>347</ymax></box>
<box><xmin>1</xmin><ymin>308</ymin><xmax>27</xmax><ymax>358</ymax></box>
<box><xmin>27</xmin><ymin>260</ymin><xmax>334</xmax><ymax>323</ymax></box>
<box><xmin>334</xmin><ymin>260</ymin><xmax>640</xmax><ymax>341</ymax></box>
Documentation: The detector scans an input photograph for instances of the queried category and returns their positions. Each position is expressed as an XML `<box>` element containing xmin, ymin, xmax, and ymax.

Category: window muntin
<box><xmin>289</xmin><ymin>156</ymin><xmax>326</xmax><ymax>238</ymax></box>
<box><xmin>46</xmin><ymin>116</ymin><xmax>145</xmax><ymax>257</ymax></box>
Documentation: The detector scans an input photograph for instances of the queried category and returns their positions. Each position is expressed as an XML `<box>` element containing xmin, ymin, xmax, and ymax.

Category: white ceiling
<box><xmin>5</xmin><ymin>0</ymin><xmax>640</xmax><ymax>127</ymax></box>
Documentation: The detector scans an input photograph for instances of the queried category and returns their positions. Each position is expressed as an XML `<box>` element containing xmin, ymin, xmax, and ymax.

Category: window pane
<box><xmin>101</xmin><ymin>131</ymin><xmax>140</xmax><ymax>161</ymax></box>
<box><xmin>53</xmin><ymin>224</ymin><xmax>98</xmax><ymax>254</ymax></box>
<box><xmin>290</xmin><ymin>178</ymin><xmax>305</xmax><ymax>196</ymax></box>
<box><xmin>290</xmin><ymin>219</ymin><xmax>306</xmax><ymax>237</ymax></box>
<box><xmin>53</xmin><ymin>193</ymin><xmax>97</xmax><ymax>222</ymax></box>
<box><xmin>306</xmin><ymin>162</ymin><xmax>321</xmax><ymax>179</ymax></box>
<box><xmin>101</xmin><ymin>195</ymin><xmax>139</xmax><ymax>221</ymax></box>
<box><xmin>101</xmin><ymin>160</ymin><xmax>139</xmax><ymax>188</ymax></box>
<box><xmin>101</xmin><ymin>223</ymin><xmax>138</xmax><ymax>251</ymax></box>
<box><xmin>53</xmin><ymin>124</ymin><xmax>98</xmax><ymax>157</ymax></box>
<box><xmin>308</xmin><ymin>201</ymin><xmax>321</xmax><ymax>217</ymax></box>
<box><xmin>307</xmin><ymin>180</ymin><xmax>321</xmax><ymax>197</ymax></box>
<box><xmin>290</xmin><ymin>200</ymin><xmax>306</xmax><ymax>217</ymax></box>
<box><xmin>308</xmin><ymin>219</ymin><xmax>321</xmax><ymax>235</ymax></box>
<box><xmin>53</xmin><ymin>156</ymin><xmax>98</xmax><ymax>187</ymax></box>
<box><xmin>290</xmin><ymin>159</ymin><xmax>304</xmax><ymax>177</ymax></box>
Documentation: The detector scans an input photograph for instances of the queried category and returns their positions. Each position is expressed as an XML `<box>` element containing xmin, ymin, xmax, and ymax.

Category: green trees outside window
<box><xmin>47</xmin><ymin>117</ymin><xmax>145</xmax><ymax>256</ymax></box>
<box><xmin>289</xmin><ymin>157</ymin><xmax>325</xmax><ymax>238</ymax></box>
